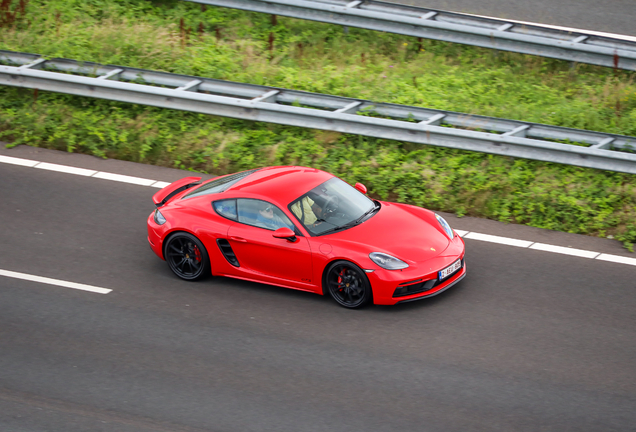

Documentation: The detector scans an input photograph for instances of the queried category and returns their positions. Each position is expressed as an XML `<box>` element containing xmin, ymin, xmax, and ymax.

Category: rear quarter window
<box><xmin>213</xmin><ymin>199</ymin><xmax>237</xmax><ymax>221</ymax></box>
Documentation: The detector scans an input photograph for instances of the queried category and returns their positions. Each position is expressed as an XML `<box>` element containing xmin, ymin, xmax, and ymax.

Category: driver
<box><xmin>256</xmin><ymin>203</ymin><xmax>290</xmax><ymax>230</ymax></box>
<box><xmin>291</xmin><ymin>195</ymin><xmax>318</xmax><ymax>226</ymax></box>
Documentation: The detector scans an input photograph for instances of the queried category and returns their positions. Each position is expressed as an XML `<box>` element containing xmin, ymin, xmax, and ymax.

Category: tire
<box><xmin>324</xmin><ymin>260</ymin><xmax>372</xmax><ymax>309</ymax></box>
<box><xmin>164</xmin><ymin>232</ymin><xmax>210</xmax><ymax>281</ymax></box>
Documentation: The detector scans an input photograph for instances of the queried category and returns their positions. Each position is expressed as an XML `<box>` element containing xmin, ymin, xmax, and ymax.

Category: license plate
<box><xmin>439</xmin><ymin>259</ymin><xmax>461</xmax><ymax>280</ymax></box>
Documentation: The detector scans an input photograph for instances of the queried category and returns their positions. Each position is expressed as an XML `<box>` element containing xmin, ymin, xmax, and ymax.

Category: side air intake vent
<box><xmin>217</xmin><ymin>239</ymin><xmax>239</xmax><ymax>267</ymax></box>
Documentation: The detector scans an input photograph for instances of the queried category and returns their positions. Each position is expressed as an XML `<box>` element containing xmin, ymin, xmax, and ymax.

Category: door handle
<box><xmin>229</xmin><ymin>236</ymin><xmax>247</xmax><ymax>242</ymax></box>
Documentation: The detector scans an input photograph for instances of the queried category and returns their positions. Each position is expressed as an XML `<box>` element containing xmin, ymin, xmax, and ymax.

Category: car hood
<box><xmin>324</xmin><ymin>202</ymin><xmax>451</xmax><ymax>263</ymax></box>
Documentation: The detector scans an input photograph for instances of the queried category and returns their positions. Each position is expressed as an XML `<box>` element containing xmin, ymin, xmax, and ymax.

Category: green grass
<box><xmin>2</xmin><ymin>0</ymin><xmax>635</xmax><ymax>131</ymax></box>
<box><xmin>1</xmin><ymin>0</ymin><xmax>636</xmax><ymax>250</ymax></box>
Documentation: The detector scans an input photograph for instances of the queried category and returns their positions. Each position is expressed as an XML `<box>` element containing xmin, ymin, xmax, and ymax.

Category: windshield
<box><xmin>288</xmin><ymin>177</ymin><xmax>375</xmax><ymax>236</ymax></box>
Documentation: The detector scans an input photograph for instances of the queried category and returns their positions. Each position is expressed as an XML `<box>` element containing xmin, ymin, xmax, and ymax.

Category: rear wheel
<box><xmin>325</xmin><ymin>260</ymin><xmax>372</xmax><ymax>308</ymax></box>
<box><xmin>164</xmin><ymin>232</ymin><xmax>210</xmax><ymax>281</ymax></box>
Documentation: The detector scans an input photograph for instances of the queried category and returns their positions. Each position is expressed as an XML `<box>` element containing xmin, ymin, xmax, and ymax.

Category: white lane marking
<box><xmin>0</xmin><ymin>269</ymin><xmax>112</xmax><ymax>294</ymax></box>
<box><xmin>0</xmin><ymin>155</ymin><xmax>164</xmax><ymax>187</ymax></box>
<box><xmin>596</xmin><ymin>254</ymin><xmax>636</xmax><ymax>266</ymax></box>
<box><xmin>92</xmin><ymin>171</ymin><xmax>157</xmax><ymax>186</ymax></box>
<box><xmin>464</xmin><ymin>232</ymin><xmax>533</xmax><ymax>248</ymax></box>
<box><xmin>34</xmin><ymin>162</ymin><xmax>97</xmax><ymax>176</ymax></box>
<box><xmin>151</xmin><ymin>181</ymin><xmax>171</xmax><ymax>189</ymax></box>
<box><xmin>529</xmin><ymin>243</ymin><xmax>599</xmax><ymax>259</ymax></box>
<box><xmin>3</xmin><ymin>154</ymin><xmax>636</xmax><ymax>268</ymax></box>
<box><xmin>0</xmin><ymin>155</ymin><xmax>39</xmax><ymax>167</ymax></box>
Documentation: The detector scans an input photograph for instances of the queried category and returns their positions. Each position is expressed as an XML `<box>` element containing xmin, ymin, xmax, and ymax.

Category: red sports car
<box><xmin>147</xmin><ymin>166</ymin><xmax>466</xmax><ymax>308</ymax></box>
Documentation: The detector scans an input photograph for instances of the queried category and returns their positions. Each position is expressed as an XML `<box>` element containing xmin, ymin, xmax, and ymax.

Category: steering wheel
<box><xmin>322</xmin><ymin>195</ymin><xmax>339</xmax><ymax>219</ymax></box>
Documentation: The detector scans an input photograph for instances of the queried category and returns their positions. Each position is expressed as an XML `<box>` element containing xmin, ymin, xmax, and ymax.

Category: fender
<box><xmin>152</xmin><ymin>176</ymin><xmax>202</xmax><ymax>208</ymax></box>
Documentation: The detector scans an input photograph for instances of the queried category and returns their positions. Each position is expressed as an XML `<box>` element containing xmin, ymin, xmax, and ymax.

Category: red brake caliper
<box><xmin>337</xmin><ymin>269</ymin><xmax>346</xmax><ymax>292</ymax></box>
<box><xmin>193</xmin><ymin>245</ymin><xmax>202</xmax><ymax>262</ymax></box>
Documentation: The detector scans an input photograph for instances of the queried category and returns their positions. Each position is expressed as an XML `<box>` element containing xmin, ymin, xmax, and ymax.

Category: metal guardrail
<box><xmin>1</xmin><ymin>50</ymin><xmax>636</xmax><ymax>174</ymax></box>
<box><xmin>185</xmin><ymin>0</ymin><xmax>636</xmax><ymax>71</ymax></box>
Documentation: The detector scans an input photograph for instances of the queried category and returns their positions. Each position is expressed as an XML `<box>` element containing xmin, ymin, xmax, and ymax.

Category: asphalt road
<box><xmin>390</xmin><ymin>0</ymin><xmax>636</xmax><ymax>37</ymax></box>
<box><xmin>1</xmin><ymin>145</ymin><xmax>635</xmax><ymax>431</ymax></box>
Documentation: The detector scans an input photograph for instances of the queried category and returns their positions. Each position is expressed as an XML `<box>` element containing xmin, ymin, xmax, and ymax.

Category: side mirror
<box><xmin>354</xmin><ymin>182</ymin><xmax>367</xmax><ymax>194</ymax></box>
<box><xmin>273</xmin><ymin>227</ymin><xmax>297</xmax><ymax>242</ymax></box>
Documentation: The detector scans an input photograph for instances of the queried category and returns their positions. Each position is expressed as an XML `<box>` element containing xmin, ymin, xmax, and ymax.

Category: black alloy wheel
<box><xmin>164</xmin><ymin>232</ymin><xmax>210</xmax><ymax>281</ymax></box>
<box><xmin>325</xmin><ymin>260</ymin><xmax>372</xmax><ymax>308</ymax></box>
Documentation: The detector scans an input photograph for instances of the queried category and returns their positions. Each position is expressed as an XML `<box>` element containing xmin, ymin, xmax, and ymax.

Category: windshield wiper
<box><xmin>318</xmin><ymin>201</ymin><xmax>380</xmax><ymax>235</ymax></box>
<box><xmin>318</xmin><ymin>222</ymin><xmax>357</xmax><ymax>235</ymax></box>
<box><xmin>354</xmin><ymin>200</ymin><xmax>380</xmax><ymax>225</ymax></box>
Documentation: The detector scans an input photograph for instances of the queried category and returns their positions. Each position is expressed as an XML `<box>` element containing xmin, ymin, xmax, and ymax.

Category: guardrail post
<box><xmin>269</xmin><ymin>14</ymin><xmax>277</xmax><ymax>59</ymax></box>
<box><xmin>180</xmin><ymin>17</ymin><xmax>186</xmax><ymax>48</ymax></box>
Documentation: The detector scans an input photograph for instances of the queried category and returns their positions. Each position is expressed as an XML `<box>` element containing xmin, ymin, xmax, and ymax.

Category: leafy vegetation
<box><xmin>1</xmin><ymin>0</ymin><xmax>636</xmax><ymax>249</ymax></box>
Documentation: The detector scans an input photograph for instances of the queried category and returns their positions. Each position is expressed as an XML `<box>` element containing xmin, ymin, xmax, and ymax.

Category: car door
<box><xmin>226</xmin><ymin>199</ymin><xmax>314</xmax><ymax>287</ymax></box>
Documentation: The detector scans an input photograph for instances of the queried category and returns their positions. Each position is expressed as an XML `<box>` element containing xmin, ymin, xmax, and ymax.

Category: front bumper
<box><xmin>366</xmin><ymin>239</ymin><xmax>466</xmax><ymax>306</ymax></box>
<box><xmin>395</xmin><ymin>266</ymin><xmax>466</xmax><ymax>304</ymax></box>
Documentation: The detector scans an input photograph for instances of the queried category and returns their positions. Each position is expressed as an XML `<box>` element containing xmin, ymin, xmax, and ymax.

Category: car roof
<box><xmin>226</xmin><ymin>166</ymin><xmax>333</xmax><ymax>204</ymax></box>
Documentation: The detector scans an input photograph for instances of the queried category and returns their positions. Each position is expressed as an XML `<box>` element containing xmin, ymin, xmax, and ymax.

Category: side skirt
<box><xmin>215</xmin><ymin>273</ymin><xmax>321</xmax><ymax>294</ymax></box>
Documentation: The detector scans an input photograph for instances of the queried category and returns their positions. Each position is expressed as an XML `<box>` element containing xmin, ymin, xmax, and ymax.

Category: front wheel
<box><xmin>324</xmin><ymin>261</ymin><xmax>372</xmax><ymax>308</ymax></box>
<box><xmin>164</xmin><ymin>232</ymin><xmax>210</xmax><ymax>281</ymax></box>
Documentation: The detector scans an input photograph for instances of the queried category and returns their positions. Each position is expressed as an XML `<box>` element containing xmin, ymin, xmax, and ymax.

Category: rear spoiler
<box><xmin>152</xmin><ymin>176</ymin><xmax>202</xmax><ymax>208</ymax></box>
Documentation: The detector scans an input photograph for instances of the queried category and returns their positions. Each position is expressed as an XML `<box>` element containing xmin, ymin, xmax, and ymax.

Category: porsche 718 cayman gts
<box><xmin>147</xmin><ymin>166</ymin><xmax>466</xmax><ymax>308</ymax></box>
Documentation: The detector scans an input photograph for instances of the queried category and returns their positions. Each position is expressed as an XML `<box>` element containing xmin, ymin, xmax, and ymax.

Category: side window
<box><xmin>213</xmin><ymin>199</ymin><xmax>237</xmax><ymax>221</ymax></box>
<box><xmin>237</xmin><ymin>199</ymin><xmax>295</xmax><ymax>232</ymax></box>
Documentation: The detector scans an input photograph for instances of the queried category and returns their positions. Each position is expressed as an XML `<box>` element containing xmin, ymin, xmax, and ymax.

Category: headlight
<box><xmin>435</xmin><ymin>213</ymin><xmax>454</xmax><ymax>239</ymax></box>
<box><xmin>154</xmin><ymin>209</ymin><xmax>167</xmax><ymax>225</ymax></box>
<box><xmin>369</xmin><ymin>252</ymin><xmax>409</xmax><ymax>270</ymax></box>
